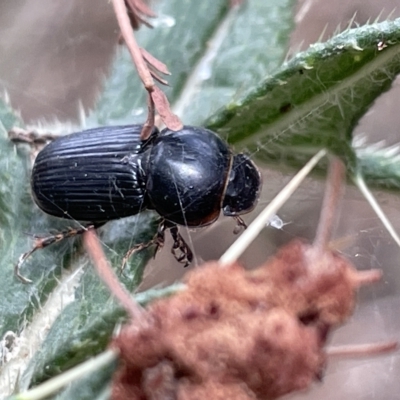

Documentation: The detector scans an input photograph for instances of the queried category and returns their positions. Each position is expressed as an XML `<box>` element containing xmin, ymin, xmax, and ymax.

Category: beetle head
<box><xmin>222</xmin><ymin>154</ymin><xmax>261</xmax><ymax>217</ymax></box>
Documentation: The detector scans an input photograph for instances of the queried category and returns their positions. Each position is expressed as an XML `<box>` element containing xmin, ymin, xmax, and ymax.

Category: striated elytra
<box><xmin>31</xmin><ymin>125</ymin><xmax>261</xmax><ymax>228</ymax></box>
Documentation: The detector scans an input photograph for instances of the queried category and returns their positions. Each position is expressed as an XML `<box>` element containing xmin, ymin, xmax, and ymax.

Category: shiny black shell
<box><xmin>31</xmin><ymin>125</ymin><xmax>152</xmax><ymax>221</ymax></box>
<box><xmin>146</xmin><ymin>127</ymin><xmax>232</xmax><ymax>226</ymax></box>
<box><xmin>31</xmin><ymin>124</ymin><xmax>261</xmax><ymax>227</ymax></box>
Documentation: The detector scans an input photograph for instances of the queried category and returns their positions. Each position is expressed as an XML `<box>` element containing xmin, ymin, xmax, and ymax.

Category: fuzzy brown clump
<box><xmin>111</xmin><ymin>239</ymin><xmax>378</xmax><ymax>400</ymax></box>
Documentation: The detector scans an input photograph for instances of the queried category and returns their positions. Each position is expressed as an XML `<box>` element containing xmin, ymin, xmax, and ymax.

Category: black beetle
<box><xmin>16</xmin><ymin>124</ymin><xmax>261</xmax><ymax>280</ymax></box>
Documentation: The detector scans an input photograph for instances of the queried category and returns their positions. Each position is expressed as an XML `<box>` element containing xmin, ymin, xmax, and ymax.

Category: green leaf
<box><xmin>0</xmin><ymin>99</ymin><xmax>70</xmax><ymax>338</ymax></box>
<box><xmin>12</xmin><ymin>0</ymin><xmax>295</xmax><ymax>394</ymax></box>
<box><xmin>0</xmin><ymin>99</ymin><xmax>157</xmax><ymax>351</ymax></box>
<box><xmin>27</xmin><ymin>285</ymin><xmax>184</xmax><ymax>400</ymax></box>
<box><xmin>0</xmin><ymin>103</ymin><xmax>157</xmax><ymax>394</ymax></box>
<box><xmin>179</xmin><ymin>0</ymin><xmax>295</xmax><ymax>125</ymax></box>
<box><xmin>19</xmin><ymin>214</ymin><xmax>158</xmax><ymax>389</ymax></box>
<box><xmin>207</xmin><ymin>19</ymin><xmax>400</xmax><ymax>190</ymax></box>
<box><xmin>9</xmin><ymin>0</ymin><xmax>378</xmax><ymax>397</ymax></box>
<box><xmin>354</xmin><ymin>138</ymin><xmax>400</xmax><ymax>189</ymax></box>
<box><xmin>53</xmin><ymin>358</ymin><xmax>117</xmax><ymax>400</ymax></box>
<box><xmin>5</xmin><ymin>7</ymin><xmax>400</xmax><ymax>400</ymax></box>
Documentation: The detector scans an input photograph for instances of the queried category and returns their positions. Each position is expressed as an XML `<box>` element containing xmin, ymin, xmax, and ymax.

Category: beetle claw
<box><xmin>120</xmin><ymin>238</ymin><xmax>160</xmax><ymax>273</ymax></box>
<box><xmin>232</xmin><ymin>216</ymin><xmax>247</xmax><ymax>234</ymax></box>
<box><xmin>170</xmin><ymin>225</ymin><xmax>193</xmax><ymax>267</ymax></box>
<box><xmin>120</xmin><ymin>220</ymin><xmax>168</xmax><ymax>272</ymax></box>
<box><xmin>14</xmin><ymin>250</ymin><xmax>35</xmax><ymax>284</ymax></box>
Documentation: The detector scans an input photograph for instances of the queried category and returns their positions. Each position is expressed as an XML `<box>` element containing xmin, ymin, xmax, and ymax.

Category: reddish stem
<box><xmin>350</xmin><ymin>269</ymin><xmax>382</xmax><ymax>288</ymax></box>
<box><xmin>141</xmin><ymin>93</ymin><xmax>156</xmax><ymax>140</ymax></box>
<box><xmin>112</xmin><ymin>0</ymin><xmax>183</xmax><ymax>132</ymax></box>
<box><xmin>112</xmin><ymin>0</ymin><xmax>154</xmax><ymax>91</ymax></box>
<box><xmin>83</xmin><ymin>228</ymin><xmax>144</xmax><ymax>322</ymax></box>
<box><xmin>327</xmin><ymin>341</ymin><xmax>397</xmax><ymax>357</ymax></box>
<box><xmin>314</xmin><ymin>158</ymin><xmax>345</xmax><ymax>252</ymax></box>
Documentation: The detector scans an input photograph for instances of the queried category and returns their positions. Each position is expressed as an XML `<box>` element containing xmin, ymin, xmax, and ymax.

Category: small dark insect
<box><xmin>15</xmin><ymin>125</ymin><xmax>261</xmax><ymax>281</ymax></box>
<box><xmin>279</xmin><ymin>103</ymin><xmax>292</xmax><ymax>113</ymax></box>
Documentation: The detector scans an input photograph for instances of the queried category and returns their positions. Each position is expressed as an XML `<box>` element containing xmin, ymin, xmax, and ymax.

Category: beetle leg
<box><xmin>169</xmin><ymin>225</ymin><xmax>193</xmax><ymax>268</ymax></box>
<box><xmin>120</xmin><ymin>238</ymin><xmax>159</xmax><ymax>272</ymax></box>
<box><xmin>9</xmin><ymin>127</ymin><xmax>61</xmax><ymax>164</ymax></box>
<box><xmin>8</xmin><ymin>127</ymin><xmax>59</xmax><ymax>146</ymax></box>
<box><xmin>15</xmin><ymin>223</ymin><xmax>104</xmax><ymax>283</ymax></box>
<box><xmin>121</xmin><ymin>242</ymin><xmax>152</xmax><ymax>272</ymax></box>
<box><xmin>121</xmin><ymin>220</ymin><xmax>167</xmax><ymax>272</ymax></box>
<box><xmin>232</xmin><ymin>216</ymin><xmax>247</xmax><ymax>234</ymax></box>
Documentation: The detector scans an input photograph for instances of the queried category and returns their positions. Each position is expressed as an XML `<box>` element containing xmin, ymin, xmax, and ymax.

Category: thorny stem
<box><xmin>313</xmin><ymin>157</ymin><xmax>345</xmax><ymax>253</ymax></box>
<box><xmin>111</xmin><ymin>0</ymin><xmax>183</xmax><ymax>138</ymax></box>
<box><xmin>112</xmin><ymin>0</ymin><xmax>154</xmax><ymax>91</ymax></box>
<box><xmin>112</xmin><ymin>0</ymin><xmax>156</xmax><ymax>140</ymax></box>
<box><xmin>83</xmin><ymin>229</ymin><xmax>144</xmax><ymax>322</ymax></box>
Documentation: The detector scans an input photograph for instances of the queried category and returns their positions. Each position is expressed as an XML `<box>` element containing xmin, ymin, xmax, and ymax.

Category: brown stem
<box><xmin>112</xmin><ymin>0</ymin><xmax>183</xmax><ymax>132</ymax></box>
<box><xmin>125</xmin><ymin>0</ymin><xmax>157</xmax><ymax>18</ymax></box>
<box><xmin>349</xmin><ymin>269</ymin><xmax>382</xmax><ymax>288</ymax></box>
<box><xmin>83</xmin><ymin>228</ymin><xmax>144</xmax><ymax>322</ymax></box>
<box><xmin>313</xmin><ymin>157</ymin><xmax>345</xmax><ymax>252</ymax></box>
<box><xmin>112</xmin><ymin>0</ymin><xmax>154</xmax><ymax>91</ymax></box>
<box><xmin>141</xmin><ymin>93</ymin><xmax>156</xmax><ymax>140</ymax></box>
<box><xmin>327</xmin><ymin>341</ymin><xmax>397</xmax><ymax>357</ymax></box>
<box><xmin>151</xmin><ymin>86</ymin><xmax>183</xmax><ymax>131</ymax></box>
